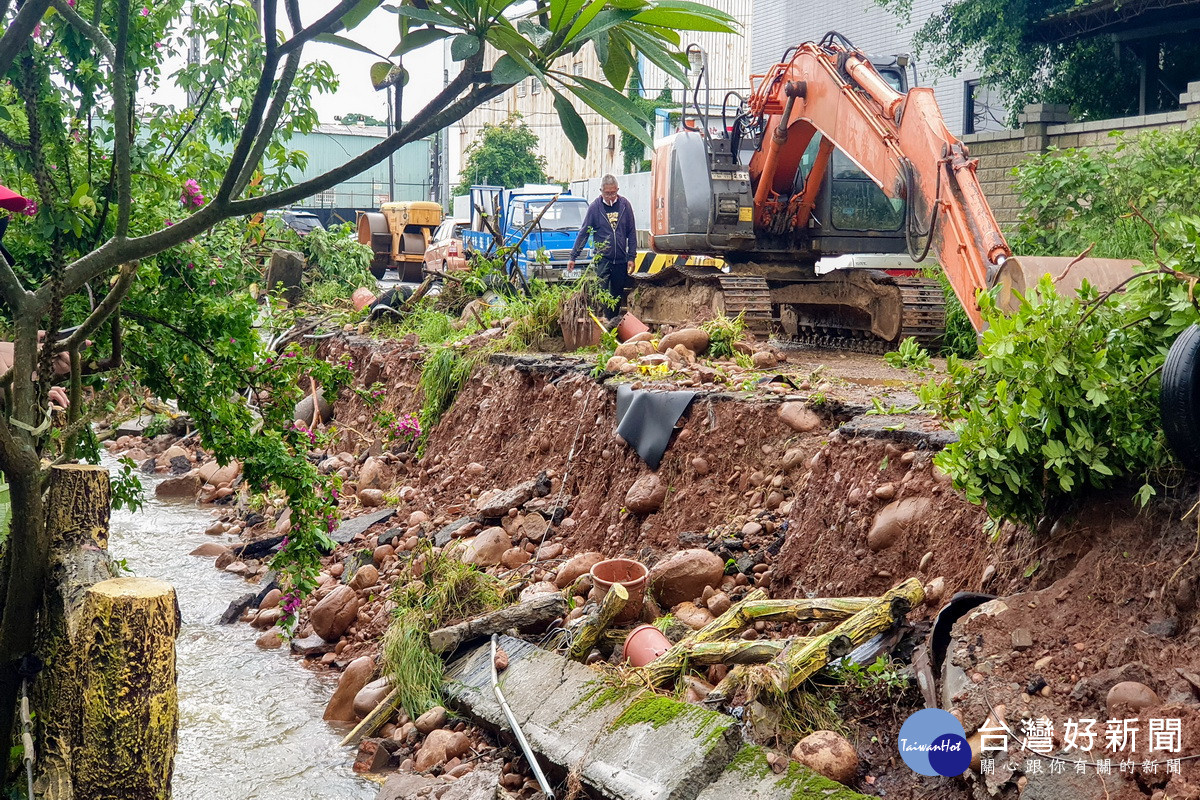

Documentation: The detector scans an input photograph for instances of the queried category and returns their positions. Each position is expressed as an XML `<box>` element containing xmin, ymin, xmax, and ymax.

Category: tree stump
<box><xmin>73</xmin><ymin>578</ymin><xmax>181</xmax><ymax>800</ymax></box>
<box><xmin>264</xmin><ymin>248</ymin><xmax>305</xmax><ymax>306</ymax></box>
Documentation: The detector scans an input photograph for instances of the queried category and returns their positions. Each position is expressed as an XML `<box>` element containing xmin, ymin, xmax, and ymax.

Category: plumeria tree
<box><xmin>0</xmin><ymin>0</ymin><xmax>736</xmax><ymax>772</ymax></box>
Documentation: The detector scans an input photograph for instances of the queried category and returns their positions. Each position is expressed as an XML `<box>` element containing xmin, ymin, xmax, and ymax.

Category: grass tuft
<box><xmin>702</xmin><ymin>314</ymin><xmax>746</xmax><ymax>359</ymax></box>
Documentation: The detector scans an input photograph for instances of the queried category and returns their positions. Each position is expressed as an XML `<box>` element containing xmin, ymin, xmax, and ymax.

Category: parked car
<box><xmin>423</xmin><ymin>217</ymin><xmax>469</xmax><ymax>273</ymax></box>
<box><xmin>282</xmin><ymin>210</ymin><xmax>324</xmax><ymax>236</ymax></box>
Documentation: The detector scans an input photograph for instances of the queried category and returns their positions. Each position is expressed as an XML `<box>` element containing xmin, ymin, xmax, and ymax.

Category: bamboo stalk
<box><xmin>683</xmin><ymin>639</ymin><xmax>794</xmax><ymax>665</ymax></box>
<box><xmin>340</xmin><ymin>687</ymin><xmax>402</xmax><ymax>748</ymax></box>
<box><xmin>640</xmin><ymin>588</ymin><xmax>767</xmax><ymax>686</ymax></box>
<box><xmin>568</xmin><ymin>583</ymin><xmax>628</xmax><ymax>661</ymax></box>
<box><xmin>763</xmin><ymin>578</ymin><xmax>924</xmax><ymax>696</ymax></box>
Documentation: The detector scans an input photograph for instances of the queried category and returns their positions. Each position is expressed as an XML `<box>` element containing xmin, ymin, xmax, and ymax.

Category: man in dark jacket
<box><xmin>568</xmin><ymin>174</ymin><xmax>637</xmax><ymax>312</ymax></box>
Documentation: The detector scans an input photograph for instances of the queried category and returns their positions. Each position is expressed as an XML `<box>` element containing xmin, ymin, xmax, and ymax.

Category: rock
<box><xmin>255</xmin><ymin>631</ymin><xmax>284</xmax><ymax>649</ymax></box>
<box><xmin>189</xmin><ymin>542</ymin><xmax>227</xmax><ymax>557</ymax></box>
<box><xmin>554</xmin><ymin>552</ymin><xmax>604</xmax><ymax>589</ymax></box>
<box><xmin>867</xmin><ymin>497</ymin><xmax>933</xmax><ymax>552</ymax></box>
<box><xmin>461</xmin><ymin>527</ymin><xmax>510</xmax><ymax>567</ymax></box>
<box><xmin>353</xmin><ymin>677</ymin><xmax>394</xmax><ymax>718</ymax></box>
<box><xmin>519</xmin><ymin>581</ymin><xmax>559</xmax><ymax>602</ymax></box>
<box><xmin>164</xmin><ymin>444</ymin><xmax>190</xmax><ymax>462</ymax></box>
<box><xmin>537</xmin><ymin>542</ymin><xmax>564</xmax><ymax>560</ymax></box>
<box><xmin>501</xmin><ymin>547</ymin><xmax>530</xmax><ymax>569</ymax></box>
<box><xmin>615</xmin><ymin>340</ymin><xmax>656</xmax><ymax>360</ymax></box>
<box><xmin>414</xmin><ymin>705</ymin><xmax>448</xmax><ymax>734</ymax></box>
<box><xmin>1011</xmin><ymin>628</ymin><xmax>1033</xmax><ymax>650</ymax></box>
<box><xmin>155</xmin><ymin>473</ymin><xmax>201</xmax><ymax>499</ymax></box>
<box><xmin>674</xmin><ymin>602</ymin><xmax>715</xmax><ymax>630</ymax></box>
<box><xmin>408</xmin><ymin>510</ymin><xmax>429</xmax><ymax>526</ymax></box>
<box><xmin>657</xmin><ymin>328</ymin><xmax>709</xmax><ymax>355</ymax></box>
<box><xmin>521</xmin><ymin>513</ymin><xmax>549</xmax><ymax>541</ymax></box>
<box><xmin>475</xmin><ymin>475</ymin><xmax>549</xmax><ymax>518</ymax></box>
<box><xmin>415</xmin><ymin>729</ymin><xmax>470</xmax><ymax>772</ymax></box>
<box><xmin>874</xmin><ymin>483</ymin><xmax>897</xmax><ymax>500</ymax></box>
<box><xmin>358</xmin><ymin>457</ymin><xmax>387</xmax><ymax>492</ymax></box>
<box><xmin>691</xmin><ymin>457</ymin><xmax>710</xmax><ymax>476</ymax></box>
<box><xmin>706</xmin><ymin>591</ymin><xmax>732</xmax><ymax>616</ymax></box>
<box><xmin>625</xmin><ymin>475</ymin><xmax>667</xmax><ymax>515</ymax></box>
<box><xmin>781</xmin><ymin>448</ymin><xmax>806</xmax><ymax>471</ymax></box>
<box><xmin>197</xmin><ymin>460</ymin><xmax>240</xmax><ymax>486</ymax></box>
<box><xmin>605</xmin><ymin>356</ymin><xmax>631</xmax><ymax>373</ymax></box>
<box><xmin>924</xmin><ymin>577</ymin><xmax>946</xmax><ymax>606</ymax></box>
<box><xmin>352</xmin><ymin>738</ymin><xmax>391</xmax><ymax>774</ymax></box>
<box><xmin>259</xmin><ymin>588</ymin><xmax>283</xmax><ymax>610</ymax></box>
<box><xmin>358</xmin><ymin>488</ymin><xmax>385</xmax><ymax>507</ymax></box>
<box><xmin>373</xmin><ymin>545</ymin><xmax>394</xmax><ymax>566</ymax></box>
<box><xmin>310</xmin><ymin>585</ymin><xmax>360</xmax><ymax>642</ymax></box>
<box><xmin>1106</xmin><ymin>681</ymin><xmax>1160</xmax><ymax>715</ymax></box>
<box><xmin>294</xmin><ymin>389</ymin><xmax>334</xmax><ymax>425</ymax></box>
<box><xmin>791</xmin><ymin>730</ymin><xmax>859</xmax><ymax>785</ymax></box>
<box><xmin>741</xmin><ymin>521</ymin><xmax>763</xmax><ymax>537</ymax></box>
<box><xmin>778</xmin><ymin>402</ymin><xmax>821</xmax><ymax>433</ymax></box>
<box><xmin>324</xmin><ymin>656</ymin><xmax>377</xmax><ymax>722</ymax></box>
<box><xmin>751</xmin><ymin>350</ymin><xmax>777</xmax><ymax>369</ymax></box>
<box><xmin>349</xmin><ymin>564</ymin><xmax>379</xmax><ymax>590</ymax></box>
<box><xmin>649</xmin><ymin>549</ymin><xmax>726</xmax><ymax>608</ymax></box>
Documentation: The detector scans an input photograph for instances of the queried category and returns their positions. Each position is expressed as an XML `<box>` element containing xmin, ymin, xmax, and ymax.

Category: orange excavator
<box><xmin>638</xmin><ymin>34</ymin><xmax>1137</xmax><ymax>349</ymax></box>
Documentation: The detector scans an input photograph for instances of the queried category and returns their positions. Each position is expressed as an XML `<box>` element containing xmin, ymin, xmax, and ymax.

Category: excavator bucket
<box><xmin>993</xmin><ymin>256</ymin><xmax>1144</xmax><ymax>315</ymax></box>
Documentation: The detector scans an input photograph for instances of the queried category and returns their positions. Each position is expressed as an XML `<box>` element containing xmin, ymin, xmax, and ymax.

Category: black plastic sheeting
<box><xmin>615</xmin><ymin>384</ymin><xmax>696</xmax><ymax>470</ymax></box>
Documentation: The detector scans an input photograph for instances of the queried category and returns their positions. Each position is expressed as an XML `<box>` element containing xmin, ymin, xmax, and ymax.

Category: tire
<box><xmin>1160</xmin><ymin>323</ymin><xmax>1200</xmax><ymax>470</ymax></box>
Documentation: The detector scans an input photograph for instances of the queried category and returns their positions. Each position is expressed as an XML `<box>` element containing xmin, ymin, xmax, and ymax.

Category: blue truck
<box><xmin>459</xmin><ymin>184</ymin><xmax>592</xmax><ymax>282</ymax></box>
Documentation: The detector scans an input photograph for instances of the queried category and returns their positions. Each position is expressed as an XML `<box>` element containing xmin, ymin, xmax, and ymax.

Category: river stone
<box><xmin>349</xmin><ymin>564</ymin><xmax>379</xmax><ymax>591</ymax></box>
<box><xmin>324</xmin><ymin>656</ymin><xmax>377</xmax><ymax>722</ymax></box>
<box><xmin>255</xmin><ymin>631</ymin><xmax>284</xmax><ymax>649</ymax></box>
<box><xmin>779</xmin><ymin>402</ymin><xmax>821</xmax><ymax>433</ymax></box>
<box><xmin>521</xmin><ymin>512</ymin><xmax>549</xmax><ymax>540</ymax></box>
<box><xmin>155</xmin><ymin>472</ymin><xmax>201</xmax><ymax>499</ymax></box>
<box><xmin>358</xmin><ymin>489</ymin><xmax>385</xmax><ymax>508</ymax></box>
<box><xmin>673</xmin><ymin>602</ymin><xmax>716</xmax><ymax>630</ymax></box>
<box><xmin>461</xmin><ymin>527</ymin><xmax>510</xmax><ymax>567</ymax></box>
<box><xmin>294</xmin><ymin>389</ymin><xmax>334</xmax><ymax>425</ymax></box>
<box><xmin>190</xmin><ymin>542</ymin><xmax>227</xmax><ymax>557</ymax></box>
<box><xmin>519</xmin><ymin>581</ymin><xmax>559</xmax><ymax>602</ymax></box>
<box><xmin>791</xmin><ymin>730</ymin><xmax>859</xmax><ymax>785</ymax></box>
<box><xmin>501</xmin><ymin>547</ymin><xmax>530</xmax><ymax>569</ymax></box>
<box><xmin>358</xmin><ymin>457</ymin><xmax>387</xmax><ymax>492</ymax></box>
<box><xmin>310</xmin><ymin>584</ymin><xmax>360</xmax><ymax>641</ymax></box>
<box><xmin>414</xmin><ymin>705</ymin><xmax>447</xmax><ymax>734</ymax></box>
<box><xmin>1106</xmin><ymin>681</ymin><xmax>1160</xmax><ymax>715</ymax></box>
<box><xmin>649</xmin><ymin>549</ymin><xmax>726</xmax><ymax>608</ymax></box>
<box><xmin>657</xmin><ymin>327</ymin><xmax>709</xmax><ymax>355</ymax></box>
<box><xmin>782</xmin><ymin>448</ymin><xmax>806</xmax><ymax>470</ymax></box>
<box><xmin>258</xmin><ymin>588</ymin><xmax>283</xmax><ymax>610</ymax></box>
<box><xmin>555</xmin><ymin>551</ymin><xmax>604</xmax><ymax>589</ymax></box>
<box><xmin>867</xmin><ymin>497</ymin><xmax>933</xmax><ymax>552</ymax></box>
<box><xmin>625</xmin><ymin>474</ymin><xmax>667</xmax><ymax>515</ymax></box>
<box><xmin>199</xmin><ymin>459</ymin><xmax>240</xmax><ymax>486</ymax></box>
<box><xmin>415</xmin><ymin>729</ymin><xmax>471</xmax><ymax>771</ymax></box>
<box><xmin>353</xmin><ymin>676</ymin><xmax>395</xmax><ymax>718</ymax></box>
<box><xmin>751</xmin><ymin>350</ymin><xmax>778</xmax><ymax>369</ymax></box>
<box><xmin>614</xmin><ymin>340</ymin><xmax>655</xmax><ymax>360</ymax></box>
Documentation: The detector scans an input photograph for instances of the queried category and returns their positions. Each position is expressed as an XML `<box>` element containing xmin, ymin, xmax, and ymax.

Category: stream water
<box><xmin>106</xmin><ymin>462</ymin><xmax>375</xmax><ymax>800</ymax></box>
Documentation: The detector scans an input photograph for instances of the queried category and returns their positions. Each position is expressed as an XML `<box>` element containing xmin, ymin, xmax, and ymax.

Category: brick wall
<box><xmin>962</xmin><ymin>89</ymin><xmax>1200</xmax><ymax>231</ymax></box>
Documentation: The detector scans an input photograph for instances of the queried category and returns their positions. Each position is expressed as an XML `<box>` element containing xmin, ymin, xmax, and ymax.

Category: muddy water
<box><xmin>106</xmin><ymin>464</ymin><xmax>374</xmax><ymax>800</ymax></box>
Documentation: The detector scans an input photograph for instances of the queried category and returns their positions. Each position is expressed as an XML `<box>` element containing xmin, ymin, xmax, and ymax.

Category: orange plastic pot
<box><xmin>623</xmin><ymin>624</ymin><xmax>672</xmax><ymax>667</ymax></box>
<box><xmin>616</xmin><ymin>313</ymin><xmax>650</xmax><ymax>342</ymax></box>
<box><xmin>590</xmin><ymin>558</ymin><xmax>648</xmax><ymax>626</ymax></box>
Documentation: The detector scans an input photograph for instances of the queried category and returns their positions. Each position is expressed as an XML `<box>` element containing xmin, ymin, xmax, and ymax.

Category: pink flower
<box><xmin>22</xmin><ymin>200</ymin><xmax>37</xmax><ymax>217</ymax></box>
<box><xmin>68</xmin><ymin>0</ymin><xmax>76</xmax><ymax>6</ymax></box>
<box><xmin>154</xmin><ymin>42</ymin><xmax>163</xmax><ymax>49</ymax></box>
<box><xmin>140</xmin><ymin>7</ymin><xmax>150</xmax><ymax>16</ymax></box>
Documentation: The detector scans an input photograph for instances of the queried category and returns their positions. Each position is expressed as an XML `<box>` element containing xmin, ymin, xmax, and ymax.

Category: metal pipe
<box><xmin>491</xmin><ymin>635</ymin><xmax>555</xmax><ymax>799</ymax></box>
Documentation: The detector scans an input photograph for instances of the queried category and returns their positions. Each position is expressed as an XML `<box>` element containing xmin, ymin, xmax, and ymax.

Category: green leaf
<box><xmin>630</xmin><ymin>6</ymin><xmax>737</xmax><ymax>32</ymax></box>
<box><xmin>491</xmin><ymin>54</ymin><xmax>534</xmax><ymax>85</ymax></box>
<box><xmin>450</xmin><ymin>33</ymin><xmax>482</xmax><ymax>61</ymax></box>
<box><xmin>552</xmin><ymin>89</ymin><xmax>588</xmax><ymax>156</ymax></box>
<box><xmin>0</xmin><ymin>106</ymin><xmax>10</xmax><ymax>121</ymax></box>
<box><xmin>573</xmin><ymin>8</ymin><xmax>638</xmax><ymax>43</ymax></box>
<box><xmin>563</xmin><ymin>76</ymin><xmax>653</xmax><ymax>147</ymax></box>
<box><xmin>516</xmin><ymin>19</ymin><xmax>552</xmax><ymax>49</ymax></box>
<box><xmin>623</xmin><ymin>27</ymin><xmax>687</xmax><ymax>83</ymax></box>
<box><xmin>598</xmin><ymin>31</ymin><xmax>633</xmax><ymax>91</ymax></box>
<box><xmin>390</xmin><ymin>27</ymin><xmax>451</xmax><ymax>58</ymax></box>
<box><xmin>340</xmin><ymin>0</ymin><xmax>380</xmax><ymax>31</ymax></box>
<box><xmin>314</xmin><ymin>33</ymin><xmax>387</xmax><ymax>58</ymax></box>
<box><xmin>394</xmin><ymin>5</ymin><xmax>461</xmax><ymax>28</ymax></box>
<box><xmin>370</xmin><ymin>61</ymin><xmax>407</xmax><ymax>89</ymax></box>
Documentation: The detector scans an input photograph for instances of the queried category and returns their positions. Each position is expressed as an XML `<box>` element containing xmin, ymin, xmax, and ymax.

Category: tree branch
<box><xmin>58</xmin><ymin>261</ymin><xmax>138</xmax><ymax>352</ymax></box>
<box><xmin>113</xmin><ymin>0</ymin><xmax>134</xmax><ymax>237</ymax></box>
<box><xmin>0</xmin><ymin>0</ymin><xmax>51</xmax><ymax>78</ymax></box>
<box><xmin>0</xmin><ymin>248</ymin><xmax>32</xmax><ymax>315</ymax></box>
<box><xmin>233</xmin><ymin>47</ymin><xmax>303</xmax><ymax>198</ymax></box>
<box><xmin>276</xmin><ymin>0</ymin><xmax>376</xmax><ymax>57</ymax></box>
<box><xmin>214</xmin><ymin>0</ymin><xmax>280</xmax><ymax>204</ymax></box>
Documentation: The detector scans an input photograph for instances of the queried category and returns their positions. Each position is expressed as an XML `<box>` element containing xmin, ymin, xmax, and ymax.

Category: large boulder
<box><xmin>778</xmin><ymin>402</ymin><xmax>821</xmax><ymax>433</ymax></box>
<box><xmin>155</xmin><ymin>472</ymin><xmax>201</xmax><ymax>499</ymax></box>
<box><xmin>649</xmin><ymin>549</ymin><xmax>725</xmax><ymax>608</ymax></box>
<box><xmin>615</xmin><ymin>340</ymin><xmax>656</xmax><ymax>360</ymax></box>
<box><xmin>657</xmin><ymin>328</ymin><xmax>709</xmax><ymax>355</ymax></box>
<box><xmin>554</xmin><ymin>551</ymin><xmax>604</xmax><ymax>589</ymax></box>
<box><xmin>310</xmin><ymin>584</ymin><xmax>360</xmax><ymax>642</ymax></box>
<box><xmin>867</xmin><ymin>497</ymin><xmax>933</xmax><ymax>552</ymax></box>
<box><xmin>358</xmin><ymin>456</ymin><xmax>387</xmax><ymax>492</ymax></box>
<box><xmin>461</xmin><ymin>527</ymin><xmax>511</xmax><ymax>567</ymax></box>
<box><xmin>791</xmin><ymin>730</ymin><xmax>859</xmax><ymax>785</ymax></box>
<box><xmin>324</xmin><ymin>656</ymin><xmax>376</xmax><ymax>722</ymax></box>
<box><xmin>199</xmin><ymin>459</ymin><xmax>241</xmax><ymax>487</ymax></box>
<box><xmin>625</xmin><ymin>475</ymin><xmax>667</xmax><ymax>515</ymax></box>
<box><xmin>353</xmin><ymin>676</ymin><xmax>394</xmax><ymax>718</ymax></box>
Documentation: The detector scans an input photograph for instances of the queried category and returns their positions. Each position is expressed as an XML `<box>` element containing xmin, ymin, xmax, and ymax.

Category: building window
<box><xmin>573</xmin><ymin>62</ymin><xmax>584</xmax><ymax>77</ymax></box>
<box><xmin>963</xmin><ymin>79</ymin><xmax>1007</xmax><ymax>134</ymax></box>
<box><xmin>531</xmin><ymin>78</ymin><xmax>542</xmax><ymax>95</ymax></box>
<box><xmin>517</xmin><ymin>81</ymin><xmax>527</xmax><ymax>98</ymax></box>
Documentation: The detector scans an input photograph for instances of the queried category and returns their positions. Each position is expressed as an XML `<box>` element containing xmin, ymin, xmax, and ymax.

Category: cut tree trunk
<box><xmin>428</xmin><ymin>593</ymin><xmax>566</xmax><ymax>655</ymax></box>
<box><xmin>36</xmin><ymin>464</ymin><xmax>113</xmax><ymax>800</ymax></box>
<box><xmin>73</xmin><ymin>577</ymin><xmax>181</xmax><ymax>800</ymax></box>
<box><xmin>568</xmin><ymin>582</ymin><xmax>628</xmax><ymax>661</ymax></box>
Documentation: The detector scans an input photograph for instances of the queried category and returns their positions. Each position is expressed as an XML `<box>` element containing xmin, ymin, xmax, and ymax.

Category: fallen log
<box><xmin>340</xmin><ymin>686</ymin><xmax>402</xmax><ymax>748</ymax></box>
<box><xmin>761</xmin><ymin>577</ymin><xmax>924</xmax><ymax>696</ymax></box>
<box><xmin>428</xmin><ymin>593</ymin><xmax>567</xmax><ymax>655</ymax></box>
<box><xmin>641</xmin><ymin>588</ymin><xmax>768</xmax><ymax>687</ymax></box>
<box><xmin>568</xmin><ymin>583</ymin><xmax>628</xmax><ymax>661</ymax></box>
<box><xmin>683</xmin><ymin>639</ymin><xmax>792</xmax><ymax>665</ymax></box>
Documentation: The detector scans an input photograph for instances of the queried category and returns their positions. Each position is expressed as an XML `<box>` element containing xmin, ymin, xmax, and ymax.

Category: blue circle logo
<box><xmin>898</xmin><ymin>709</ymin><xmax>970</xmax><ymax>776</ymax></box>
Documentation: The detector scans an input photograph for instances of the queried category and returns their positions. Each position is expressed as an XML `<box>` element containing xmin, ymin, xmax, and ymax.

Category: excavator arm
<box><xmin>745</xmin><ymin>40</ymin><xmax>1009</xmax><ymax>332</ymax></box>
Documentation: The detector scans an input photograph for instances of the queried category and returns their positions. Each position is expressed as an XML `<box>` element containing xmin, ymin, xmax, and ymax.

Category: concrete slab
<box><xmin>445</xmin><ymin>636</ymin><xmax>741</xmax><ymax>800</ymax></box>
<box><xmin>695</xmin><ymin>746</ymin><xmax>871</xmax><ymax>800</ymax></box>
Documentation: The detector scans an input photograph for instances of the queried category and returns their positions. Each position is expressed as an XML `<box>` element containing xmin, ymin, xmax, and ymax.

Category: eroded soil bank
<box><xmin>118</xmin><ymin>332</ymin><xmax>1200</xmax><ymax>800</ymax></box>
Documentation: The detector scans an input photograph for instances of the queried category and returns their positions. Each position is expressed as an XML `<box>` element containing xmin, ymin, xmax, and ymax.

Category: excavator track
<box><xmin>631</xmin><ymin>263</ymin><xmax>946</xmax><ymax>352</ymax></box>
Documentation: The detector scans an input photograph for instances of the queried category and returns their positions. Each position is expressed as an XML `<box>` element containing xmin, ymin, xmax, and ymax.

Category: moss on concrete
<box><xmin>779</xmin><ymin>760</ymin><xmax>870</xmax><ymax>800</ymax></box>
